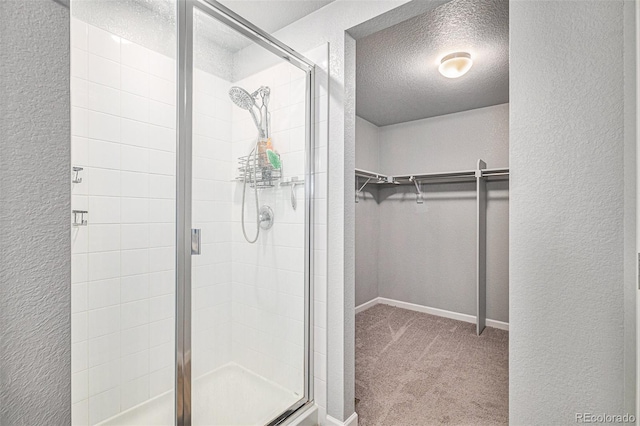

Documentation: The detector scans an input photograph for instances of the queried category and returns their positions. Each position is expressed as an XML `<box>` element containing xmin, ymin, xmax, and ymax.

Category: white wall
<box><xmin>0</xmin><ymin>1</ymin><xmax>71</xmax><ymax>424</ymax></box>
<box><xmin>355</xmin><ymin>116</ymin><xmax>380</xmax><ymax>172</ymax></box>
<box><xmin>355</xmin><ymin>117</ymin><xmax>380</xmax><ymax>307</ymax></box>
<box><xmin>510</xmin><ymin>1</ymin><xmax>634</xmax><ymax>423</ymax></box>
<box><xmin>376</xmin><ymin>104</ymin><xmax>509</xmax><ymax>323</ymax></box>
<box><xmin>378</xmin><ymin>103</ymin><xmax>508</xmax><ymax>175</ymax></box>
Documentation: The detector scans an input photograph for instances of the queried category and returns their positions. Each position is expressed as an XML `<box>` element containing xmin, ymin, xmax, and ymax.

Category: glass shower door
<box><xmin>178</xmin><ymin>1</ymin><xmax>314</xmax><ymax>424</ymax></box>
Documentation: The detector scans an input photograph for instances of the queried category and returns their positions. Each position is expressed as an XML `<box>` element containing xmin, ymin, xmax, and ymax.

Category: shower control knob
<box><xmin>259</xmin><ymin>205</ymin><xmax>274</xmax><ymax>230</ymax></box>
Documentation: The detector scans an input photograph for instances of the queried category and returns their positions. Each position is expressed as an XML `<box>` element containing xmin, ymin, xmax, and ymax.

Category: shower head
<box><xmin>229</xmin><ymin>86</ymin><xmax>255</xmax><ymax>110</ymax></box>
<box><xmin>229</xmin><ymin>86</ymin><xmax>265</xmax><ymax>138</ymax></box>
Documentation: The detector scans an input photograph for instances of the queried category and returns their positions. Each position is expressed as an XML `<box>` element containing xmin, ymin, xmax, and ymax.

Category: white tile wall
<box><xmin>228</xmin><ymin>43</ymin><xmax>329</xmax><ymax>411</ymax></box>
<box><xmin>190</xmin><ymin>66</ymin><xmax>234</xmax><ymax>379</ymax></box>
<box><xmin>71</xmin><ymin>18</ymin><xmax>177</xmax><ymax>425</ymax></box>
<box><xmin>229</xmin><ymin>61</ymin><xmax>307</xmax><ymax>396</ymax></box>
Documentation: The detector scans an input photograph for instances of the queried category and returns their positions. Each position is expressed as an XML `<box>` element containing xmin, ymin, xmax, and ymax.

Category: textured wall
<box><xmin>510</xmin><ymin>1</ymin><xmax>630</xmax><ymax>423</ymax></box>
<box><xmin>0</xmin><ymin>0</ymin><xmax>71</xmax><ymax>424</ymax></box>
<box><xmin>355</xmin><ymin>117</ymin><xmax>380</xmax><ymax>307</ymax></box>
<box><xmin>622</xmin><ymin>0</ymin><xmax>637</xmax><ymax>415</ymax></box>
<box><xmin>376</xmin><ymin>104</ymin><xmax>509</xmax><ymax>322</ymax></box>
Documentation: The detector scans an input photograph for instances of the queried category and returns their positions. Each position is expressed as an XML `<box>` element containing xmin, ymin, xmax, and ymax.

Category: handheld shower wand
<box><xmin>229</xmin><ymin>86</ymin><xmax>265</xmax><ymax>139</ymax></box>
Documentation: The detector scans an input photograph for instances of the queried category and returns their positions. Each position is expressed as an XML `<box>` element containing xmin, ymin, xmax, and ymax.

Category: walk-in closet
<box><xmin>353</xmin><ymin>0</ymin><xmax>510</xmax><ymax>424</ymax></box>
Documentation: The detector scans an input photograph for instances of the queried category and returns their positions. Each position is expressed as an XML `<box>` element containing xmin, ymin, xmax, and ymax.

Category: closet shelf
<box><xmin>355</xmin><ymin>166</ymin><xmax>509</xmax><ymax>185</ymax></box>
<box><xmin>355</xmin><ymin>168</ymin><xmax>390</xmax><ymax>182</ymax></box>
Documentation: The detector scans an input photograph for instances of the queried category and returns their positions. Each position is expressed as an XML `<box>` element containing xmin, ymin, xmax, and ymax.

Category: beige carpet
<box><xmin>355</xmin><ymin>304</ymin><xmax>508</xmax><ymax>426</ymax></box>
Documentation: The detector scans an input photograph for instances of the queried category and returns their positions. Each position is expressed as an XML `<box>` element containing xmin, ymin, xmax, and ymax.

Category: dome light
<box><xmin>438</xmin><ymin>52</ymin><xmax>473</xmax><ymax>78</ymax></box>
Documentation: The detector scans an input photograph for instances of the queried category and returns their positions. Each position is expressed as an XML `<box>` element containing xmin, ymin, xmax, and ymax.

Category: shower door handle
<box><xmin>191</xmin><ymin>229</ymin><xmax>201</xmax><ymax>255</ymax></box>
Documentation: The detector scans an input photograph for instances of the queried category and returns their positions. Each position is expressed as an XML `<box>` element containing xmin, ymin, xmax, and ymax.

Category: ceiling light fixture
<box><xmin>438</xmin><ymin>52</ymin><xmax>473</xmax><ymax>78</ymax></box>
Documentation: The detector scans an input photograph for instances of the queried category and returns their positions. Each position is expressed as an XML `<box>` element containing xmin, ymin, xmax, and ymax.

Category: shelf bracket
<box><xmin>355</xmin><ymin>177</ymin><xmax>371</xmax><ymax>203</ymax></box>
<box><xmin>409</xmin><ymin>176</ymin><xmax>423</xmax><ymax>204</ymax></box>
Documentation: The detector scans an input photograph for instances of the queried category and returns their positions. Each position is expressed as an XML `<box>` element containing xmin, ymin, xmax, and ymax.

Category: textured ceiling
<box><xmin>220</xmin><ymin>0</ymin><xmax>334</xmax><ymax>34</ymax></box>
<box><xmin>194</xmin><ymin>0</ymin><xmax>335</xmax><ymax>52</ymax></box>
<box><xmin>130</xmin><ymin>0</ymin><xmax>334</xmax><ymax>36</ymax></box>
<box><xmin>73</xmin><ymin>0</ymin><xmax>334</xmax><ymax>80</ymax></box>
<box><xmin>356</xmin><ymin>0</ymin><xmax>509</xmax><ymax>126</ymax></box>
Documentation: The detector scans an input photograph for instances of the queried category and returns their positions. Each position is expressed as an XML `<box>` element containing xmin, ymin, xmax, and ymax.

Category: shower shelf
<box><xmin>279</xmin><ymin>176</ymin><xmax>304</xmax><ymax>186</ymax></box>
<box><xmin>235</xmin><ymin>153</ymin><xmax>282</xmax><ymax>188</ymax></box>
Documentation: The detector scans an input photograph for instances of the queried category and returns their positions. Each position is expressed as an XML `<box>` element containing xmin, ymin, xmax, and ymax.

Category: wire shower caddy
<box><xmin>235</xmin><ymin>152</ymin><xmax>282</xmax><ymax>188</ymax></box>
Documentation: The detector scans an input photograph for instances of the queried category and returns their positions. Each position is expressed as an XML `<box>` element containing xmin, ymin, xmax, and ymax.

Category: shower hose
<box><xmin>241</xmin><ymin>138</ymin><xmax>260</xmax><ymax>244</ymax></box>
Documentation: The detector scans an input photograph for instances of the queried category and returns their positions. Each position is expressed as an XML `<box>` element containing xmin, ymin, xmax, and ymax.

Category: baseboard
<box><xmin>354</xmin><ymin>297</ymin><xmax>378</xmax><ymax>314</ymax></box>
<box><xmin>326</xmin><ymin>412</ymin><xmax>358</xmax><ymax>426</ymax></box>
<box><xmin>485</xmin><ymin>318</ymin><xmax>509</xmax><ymax>330</ymax></box>
<box><xmin>355</xmin><ymin>297</ymin><xmax>509</xmax><ymax>331</ymax></box>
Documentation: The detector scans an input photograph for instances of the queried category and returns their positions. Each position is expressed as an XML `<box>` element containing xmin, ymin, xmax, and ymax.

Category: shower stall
<box><xmin>70</xmin><ymin>0</ymin><xmax>315</xmax><ymax>424</ymax></box>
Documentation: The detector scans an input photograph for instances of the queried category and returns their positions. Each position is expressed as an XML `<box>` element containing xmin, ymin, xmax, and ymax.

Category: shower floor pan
<box><xmin>99</xmin><ymin>363</ymin><xmax>300</xmax><ymax>426</ymax></box>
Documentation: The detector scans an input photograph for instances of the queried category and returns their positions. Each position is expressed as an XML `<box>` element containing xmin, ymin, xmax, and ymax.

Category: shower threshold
<box><xmin>98</xmin><ymin>363</ymin><xmax>300</xmax><ymax>426</ymax></box>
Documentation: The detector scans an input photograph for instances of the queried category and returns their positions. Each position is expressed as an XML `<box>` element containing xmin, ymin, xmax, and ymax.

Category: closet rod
<box><xmin>395</xmin><ymin>167</ymin><xmax>509</xmax><ymax>181</ymax></box>
<box><xmin>355</xmin><ymin>167</ymin><xmax>509</xmax><ymax>185</ymax></box>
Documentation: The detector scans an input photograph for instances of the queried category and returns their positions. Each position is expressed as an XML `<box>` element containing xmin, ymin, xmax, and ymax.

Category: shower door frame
<box><xmin>176</xmin><ymin>1</ymin><xmax>316</xmax><ymax>425</ymax></box>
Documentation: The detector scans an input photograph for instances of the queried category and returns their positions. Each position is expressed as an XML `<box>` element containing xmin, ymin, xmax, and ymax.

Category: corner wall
<box><xmin>510</xmin><ymin>0</ymin><xmax>634</xmax><ymax>422</ymax></box>
<box><xmin>0</xmin><ymin>0</ymin><xmax>71</xmax><ymax>424</ymax></box>
<box><xmin>355</xmin><ymin>117</ymin><xmax>380</xmax><ymax>307</ymax></box>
